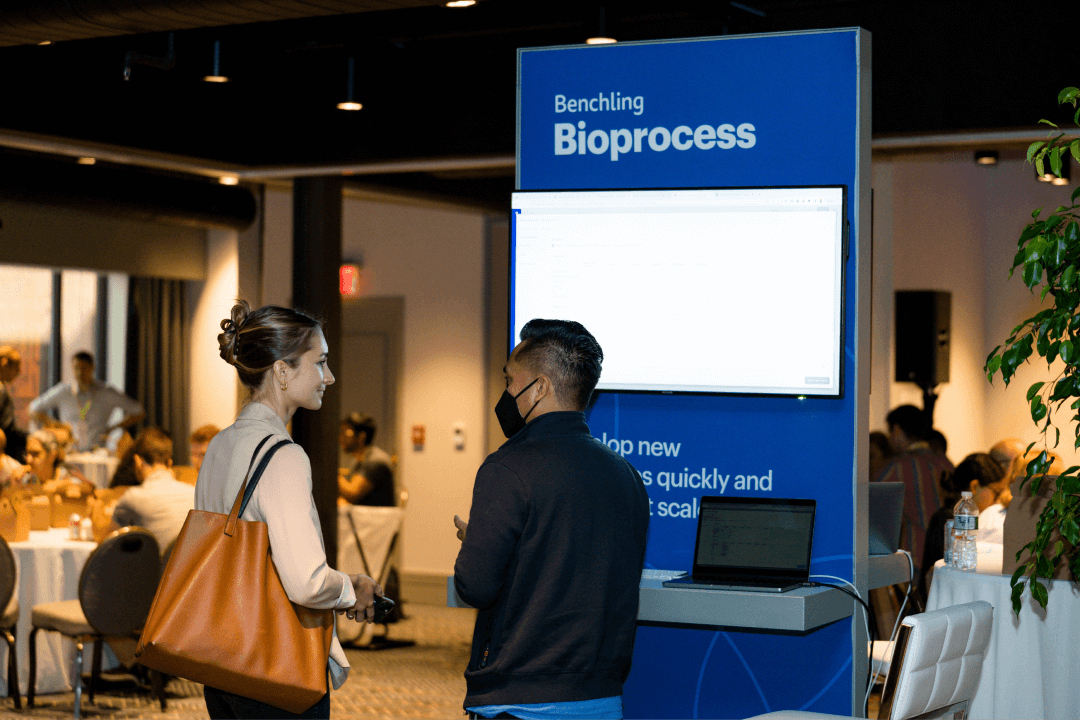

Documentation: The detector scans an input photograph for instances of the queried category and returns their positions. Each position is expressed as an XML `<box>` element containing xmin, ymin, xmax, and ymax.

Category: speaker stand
<box><xmin>919</xmin><ymin>383</ymin><xmax>939</xmax><ymax>427</ymax></box>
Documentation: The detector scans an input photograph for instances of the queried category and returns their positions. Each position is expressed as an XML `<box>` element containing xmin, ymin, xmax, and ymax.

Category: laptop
<box><xmin>868</xmin><ymin>482</ymin><xmax>905</xmax><ymax>556</ymax></box>
<box><xmin>662</xmin><ymin>496</ymin><xmax>816</xmax><ymax>593</ymax></box>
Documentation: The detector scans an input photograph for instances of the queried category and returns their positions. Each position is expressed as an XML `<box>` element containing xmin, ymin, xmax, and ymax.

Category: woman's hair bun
<box><xmin>218</xmin><ymin>299</ymin><xmax>252</xmax><ymax>365</ymax></box>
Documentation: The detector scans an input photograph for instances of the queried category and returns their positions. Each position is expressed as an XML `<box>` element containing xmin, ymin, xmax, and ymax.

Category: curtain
<box><xmin>125</xmin><ymin>277</ymin><xmax>189</xmax><ymax>466</ymax></box>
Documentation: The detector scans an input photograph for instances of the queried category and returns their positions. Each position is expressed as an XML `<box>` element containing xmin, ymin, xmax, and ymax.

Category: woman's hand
<box><xmin>339</xmin><ymin>574</ymin><xmax>384</xmax><ymax>623</ymax></box>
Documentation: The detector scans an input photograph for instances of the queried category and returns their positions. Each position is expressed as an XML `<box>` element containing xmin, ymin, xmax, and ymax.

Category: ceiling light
<box><xmin>77</xmin><ymin>157</ymin><xmax>96</xmax><ymax>165</ymax></box>
<box><xmin>586</xmin><ymin>6</ymin><xmax>616</xmax><ymax>45</ymax></box>
<box><xmin>38</xmin><ymin>41</ymin><xmax>52</xmax><ymax>46</ymax></box>
<box><xmin>337</xmin><ymin>57</ymin><xmax>362</xmax><ymax>111</ymax></box>
<box><xmin>203</xmin><ymin>40</ymin><xmax>229</xmax><ymax>83</ymax></box>
<box><xmin>219</xmin><ymin>176</ymin><xmax>239</xmax><ymax>186</ymax></box>
<box><xmin>445</xmin><ymin>0</ymin><xmax>476</xmax><ymax>6</ymax></box>
<box><xmin>974</xmin><ymin>151</ymin><xmax>998</xmax><ymax>165</ymax></box>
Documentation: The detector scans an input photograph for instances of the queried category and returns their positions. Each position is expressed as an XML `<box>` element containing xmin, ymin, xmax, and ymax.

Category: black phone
<box><xmin>372</xmin><ymin>595</ymin><xmax>395</xmax><ymax>624</ymax></box>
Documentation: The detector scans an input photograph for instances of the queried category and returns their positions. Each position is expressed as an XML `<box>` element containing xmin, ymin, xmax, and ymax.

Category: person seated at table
<box><xmin>173</xmin><ymin>424</ymin><xmax>221</xmax><ymax>486</ymax></box>
<box><xmin>869</xmin><ymin>431</ymin><xmax>894</xmax><ymax>481</ymax></box>
<box><xmin>108</xmin><ymin>446</ymin><xmax>140</xmax><ymax>488</ymax></box>
<box><xmin>23</xmin><ymin>429</ymin><xmax>74</xmax><ymax>484</ymax></box>
<box><xmin>106</xmin><ymin>427</ymin><xmax>194</xmax><ymax>555</ymax></box>
<box><xmin>338</xmin><ymin>412</ymin><xmax>396</xmax><ymax>506</ymax></box>
<box><xmin>989</xmin><ymin>437</ymin><xmax>1025</xmax><ymax>476</ymax></box>
<box><xmin>988</xmin><ymin>448</ymin><xmax>1067</xmax><ymax>545</ymax></box>
<box><xmin>0</xmin><ymin>427</ymin><xmax>28</xmax><ymax>486</ymax></box>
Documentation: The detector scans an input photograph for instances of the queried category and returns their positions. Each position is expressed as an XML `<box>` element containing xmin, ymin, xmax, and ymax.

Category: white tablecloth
<box><xmin>65</xmin><ymin>452</ymin><xmax>119</xmax><ymax>489</ymax></box>
<box><xmin>0</xmin><ymin>528</ymin><xmax>116</xmax><ymax>696</ymax></box>
<box><xmin>925</xmin><ymin>543</ymin><xmax>1080</xmax><ymax>720</ymax></box>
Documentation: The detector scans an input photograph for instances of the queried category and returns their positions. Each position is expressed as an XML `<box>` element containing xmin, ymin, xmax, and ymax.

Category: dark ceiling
<box><xmin>0</xmin><ymin>0</ymin><xmax>1075</xmax><ymax>210</ymax></box>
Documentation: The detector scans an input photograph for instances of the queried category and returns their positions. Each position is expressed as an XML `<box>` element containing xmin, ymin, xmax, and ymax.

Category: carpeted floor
<box><xmin>0</xmin><ymin>603</ymin><xmax>477</xmax><ymax>720</ymax></box>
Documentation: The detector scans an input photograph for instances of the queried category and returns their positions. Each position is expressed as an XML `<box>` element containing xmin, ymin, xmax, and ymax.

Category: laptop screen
<box><xmin>693</xmin><ymin>497</ymin><xmax>816</xmax><ymax>579</ymax></box>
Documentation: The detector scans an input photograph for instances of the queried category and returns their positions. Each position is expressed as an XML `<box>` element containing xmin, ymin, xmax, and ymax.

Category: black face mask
<box><xmin>495</xmin><ymin>377</ymin><xmax>540</xmax><ymax>438</ymax></box>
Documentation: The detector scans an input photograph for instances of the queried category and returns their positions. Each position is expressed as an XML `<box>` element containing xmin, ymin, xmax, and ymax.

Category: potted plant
<box><xmin>985</xmin><ymin>86</ymin><xmax>1080</xmax><ymax>614</ymax></box>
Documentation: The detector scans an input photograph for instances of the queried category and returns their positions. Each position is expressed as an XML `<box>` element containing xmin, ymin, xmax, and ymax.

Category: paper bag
<box><xmin>0</xmin><ymin>496</ymin><xmax>30</xmax><ymax>542</ymax></box>
<box><xmin>50</xmin><ymin>479</ymin><xmax>95</xmax><ymax>528</ymax></box>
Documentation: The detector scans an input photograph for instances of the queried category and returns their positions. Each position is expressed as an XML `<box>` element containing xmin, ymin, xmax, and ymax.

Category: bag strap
<box><xmin>225</xmin><ymin>436</ymin><xmax>293</xmax><ymax>537</ymax></box>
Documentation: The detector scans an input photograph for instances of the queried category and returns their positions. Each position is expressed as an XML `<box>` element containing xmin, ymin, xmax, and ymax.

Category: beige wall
<box><xmin>872</xmin><ymin>152</ymin><xmax>1079</xmax><ymax>467</ymax></box>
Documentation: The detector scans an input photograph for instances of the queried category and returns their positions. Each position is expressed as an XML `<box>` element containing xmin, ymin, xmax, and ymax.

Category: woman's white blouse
<box><xmin>194</xmin><ymin>401</ymin><xmax>356</xmax><ymax>689</ymax></box>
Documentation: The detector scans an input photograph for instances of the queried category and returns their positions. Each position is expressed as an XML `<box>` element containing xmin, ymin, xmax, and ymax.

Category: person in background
<box><xmin>0</xmin><ymin>346</ymin><xmax>26</xmax><ymax>463</ymax></box>
<box><xmin>29</xmin><ymin>351</ymin><xmax>145</xmax><ymax>452</ymax></box>
<box><xmin>196</xmin><ymin>300</ymin><xmax>382</xmax><ymax>718</ymax></box>
<box><xmin>989</xmin><ymin>438</ymin><xmax>1025</xmax><ymax>476</ymax></box>
<box><xmin>23</xmin><ymin>429</ymin><xmax>71</xmax><ymax>483</ymax></box>
<box><xmin>453</xmin><ymin>319</ymin><xmax>650</xmax><ymax>720</ymax></box>
<box><xmin>869</xmin><ymin>431</ymin><xmax>894</xmax><ymax>481</ymax></box>
<box><xmin>876</xmin><ymin>405</ymin><xmax>954</xmax><ymax>581</ymax></box>
<box><xmin>108</xmin><ymin>446</ymin><xmax>141</xmax><ymax>488</ymax></box>
<box><xmin>921</xmin><ymin>453</ymin><xmax>1003</xmax><ymax>589</ymax></box>
<box><xmin>927</xmin><ymin>428</ymin><xmax>949</xmax><ymax>462</ymax></box>
<box><xmin>0</xmin><ymin>428</ymin><xmax>27</xmax><ymax>486</ymax></box>
<box><xmin>174</xmin><ymin>424</ymin><xmax>221</xmax><ymax>485</ymax></box>
<box><xmin>107</xmin><ymin>427</ymin><xmax>194</xmax><ymax>556</ymax></box>
<box><xmin>337</xmin><ymin>413</ymin><xmax>395</xmax><ymax>506</ymax></box>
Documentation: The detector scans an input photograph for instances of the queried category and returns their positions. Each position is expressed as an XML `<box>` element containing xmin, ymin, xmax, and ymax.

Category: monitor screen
<box><xmin>510</xmin><ymin>186</ymin><xmax>846</xmax><ymax>397</ymax></box>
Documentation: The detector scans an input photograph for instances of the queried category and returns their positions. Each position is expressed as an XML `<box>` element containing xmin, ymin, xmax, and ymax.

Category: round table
<box><xmin>0</xmin><ymin>528</ymin><xmax>117</xmax><ymax>696</ymax></box>
<box><xmin>925</xmin><ymin>543</ymin><xmax>1080</xmax><ymax>720</ymax></box>
<box><xmin>65</xmin><ymin>452</ymin><xmax>120</xmax><ymax>489</ymax></box>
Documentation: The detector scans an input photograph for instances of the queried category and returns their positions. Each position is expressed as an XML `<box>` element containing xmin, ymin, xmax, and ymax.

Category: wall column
<box><xmin>293</xmin><ymin>177</ymin><xmax>343</xmax><ymax>567</ymax></box>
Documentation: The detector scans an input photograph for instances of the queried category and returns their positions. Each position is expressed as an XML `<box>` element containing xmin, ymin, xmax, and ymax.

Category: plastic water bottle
<box><xmin>952</xmin><ymin>491</ymin><xmax>979</xmax><ymax>572</ymax></box>
<box><xmin>943</xmin><ymin>519</ymin><xmax>954</xmax><ymax>566</ymax></box>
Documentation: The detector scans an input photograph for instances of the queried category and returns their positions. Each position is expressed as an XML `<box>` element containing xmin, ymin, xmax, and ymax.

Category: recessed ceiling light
<box><xmin>586</xmin><ymin>37</ymin><xmax>617</xmax><ymax>45</ymax></box>
<box><xmin>38</xmin><ymin>41</ymin><xmax>52</xmax><ymax>46</ymax></box>
<box><xmin>974</xmin><ymin>151</ymin><xmax>998</xmax><ymax>165</ymax></box>
<box><xmin>446</xmin><ymin>0</ymin><xmax>476</xmax><ymax>6</ymax></box>
<box><xmin>337</xmin><ymin>101</ymin><xmax>363</xmax><ymax>111</ymax></box>
<box><xmin>219</xmin><ymin>176</ymin><xmax>239</xmax><ymax>185</ymax></box>
<box><xmin>203</xmin><ymin>75</ymin><xmax>229</xmax><ymax>83</ymax></box>
<box><xmin>77</xmin><ymin>157</ymin><xmax>96</xmax><ymax>165</ymax></box>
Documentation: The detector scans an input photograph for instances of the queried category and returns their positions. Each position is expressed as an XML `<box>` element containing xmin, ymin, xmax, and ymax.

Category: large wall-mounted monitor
<box><xmin>510</xmin><ymin>186</ymin><xmax>847</xmax><ymax>397</ymax></box>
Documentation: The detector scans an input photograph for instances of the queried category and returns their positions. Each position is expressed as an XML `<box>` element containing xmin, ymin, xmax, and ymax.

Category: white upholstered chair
<box><xmin>750</xmin><ymin>600</ymin><xmax>993</xmax><ymax>720</ymax></box>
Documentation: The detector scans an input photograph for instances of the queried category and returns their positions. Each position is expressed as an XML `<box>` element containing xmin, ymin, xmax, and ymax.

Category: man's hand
<box><xmin>454</xmin><ymin>514</ymin><xmax>468</xmax><ymax>542</ymax></box>
<box><xmin>339</xmin><ymin>574</ymin><xmax>384</xmax><ymax>623</ymax></box>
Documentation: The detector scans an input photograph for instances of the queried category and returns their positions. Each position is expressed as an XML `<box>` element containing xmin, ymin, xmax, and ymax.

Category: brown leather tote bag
<box><xmin>136</xmin><ymin>436</ymin><xmax>334</xmax><ymax>714</ymax></box>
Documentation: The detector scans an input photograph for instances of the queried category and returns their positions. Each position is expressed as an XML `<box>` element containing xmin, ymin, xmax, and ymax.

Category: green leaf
<box><xmin>1053</xmin><ymin>235</ymin><xmax>1068</xmax><ymax>266</ymax></box>
<box><xmin>1036</xmin><ymin>553</ymin><xmax>1054</xmax><ymax>576</ymax></box>
<box><xmin>1023</xmin><ymin>261</ymin><xmax>1043</xmax><ymax>288</ymax></box>
<box><xmin>1036</xmin><ymin>156</ymin><xmax>1046</xmax><ymax>176</ymax></box>
<box><xmin>1033</xmin><ymin>207</ymin><xmax>1043</xmax><ymax>220</ymax></box>
<box><xmin>1072</xmin><ymin>186</ymin><xmax>1080</xmax><ymax>202</ymax></box>
<box><xmin>1028</xmin><ymin>141</ymin><xmax>1047</xmax><ymax>163</ymax></box>
<box><xmin>1032</xmin><ymin>579</ymin><xmax>1049</xmax><ymax>608</ymax></box>
<box><xmin>1071</xmin><ymin>139</ymin><xmax>1080</xmax><ymax>164</ymax></box>
<box><xmin>1061</xmin><ymin>340</ymin><xmax>1075</xmax><ymax>363</ymax></box>
<box><xmin>1066</xmin><ymin>221</ymin><xmax>1079</xmax><ymax>244</ymax></box>
<box><xmin>1039</xmin><ymin>119</ymin><xmax>1059</xmax><ymax>128</ymax></box>
<box><xmin>1061</xmin><ymin>516</ymin><xmax>1080</xmax><ymax>546</ymax></box>
<box><xmin>1028</xmin><ymin>381</ymin><xmax>1046</xmax><ymax>401</ymax></box>
<box><xmin>1011</xmin><ymin>563</ymin><xmax>1030</xmax><ymax>585</ymax></box>
<box><xmin>1032</xmin><ymin>397</ymin><xmax>1048</xmax><ymax>422</ymax></box>
<box><xmin>1058</xmin><ymin>87</ymin><xmax>1080</xmax><ymax>104</ymax></box>
<box><xmin>1012</xmin><ymin>581</ymin><xmax>1025</xmax><ymax>615</ymax></box>
<box><xmin>1048</xmin><ymin>340</ymin><xmax>1061</xmax><ymax>365</ymax></box>
<box><xmin>1064</xmin><ymin>265</ymin><xmax>1078</xmax><ymax>292</ymax></box>
<box><xmin>1051</xmin><ymin>147</ymin><xmax>1064</xmax><ymax>177</ymax></box>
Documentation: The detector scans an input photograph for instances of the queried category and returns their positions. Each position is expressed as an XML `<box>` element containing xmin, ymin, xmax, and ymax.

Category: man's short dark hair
<box><xmin>516</xmin><ymin>319</ymin><xmax>603</xmax><ymax>410</ymax></box>
<box><xmin>72</xmin><ymin>351</ymin><xmax>94</xmax><ymax>366</ymax></box>
<box><xmin>342</xmin><ymin>413</ymin><xmax>376</xmax><ymax>444</ymax></box>
<box><xmin>133</xmin><ymin>427</ymin><xmax>173</xmax><ymax>467</ymax></box>
<box><xmin>886</xmin><ymin>405</ymin><xmax>927</xmax><ymax>440</ymax></box>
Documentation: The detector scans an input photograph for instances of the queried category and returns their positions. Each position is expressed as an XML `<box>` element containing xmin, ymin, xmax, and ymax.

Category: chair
<box><xmin>27</xmin><ymin>527</ymin><xmax>164</xmax><ymax>718</ymax></box>
<box><xmin>0</xmin><ymin>535</ymin><xmax>21</xmax><ymax>708</ymax></box>
<box><xmin>748</xmin><ymin>600</ymin><xmax>993</xmax><ymax>720</ymax></box>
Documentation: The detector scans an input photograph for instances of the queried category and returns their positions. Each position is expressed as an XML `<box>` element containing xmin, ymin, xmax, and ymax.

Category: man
<box><xmin>876</xmin><ymin>405</ymin><xmax>954</xmax><ymax>575</ymax></box>
<box><xmin>453</xmin><ymin>319</ymin><xmax>650</xmax><ymax>719</ymax></box>
<box><xmin>108</xmin><ymin>427</ymin><xmax>194</xmax><ymax>554</ymax></box>
<box><xmin>0</xmin><ymin>346</ymin><xmax>26</xmax><ymax>463</ymax></box>
<box><xmin>338</xmin><ymin>412</ymin><xmax>395</xmax><ymax>506</ymax></box>
<box><xmin>29</xmin><ymin>351</ymin><xmax>145</xmax><ymax>452</ymax></box>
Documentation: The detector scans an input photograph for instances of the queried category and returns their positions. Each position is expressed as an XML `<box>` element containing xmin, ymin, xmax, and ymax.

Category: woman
<box><xmin>24</xmin><ymin>428</ymin><xmax>72</xmax><ymax>483</ymax></box>
<box><xmin>195</xmin><ymin>301</ymin><xmax>382</xmax><ymax>719</ymax></box>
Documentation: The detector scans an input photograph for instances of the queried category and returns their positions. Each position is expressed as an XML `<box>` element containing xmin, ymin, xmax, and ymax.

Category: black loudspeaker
<box><xmin>895</xmin><ymin>291</ymin><xmax>951</xmax><ymax>386</ymax></box>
